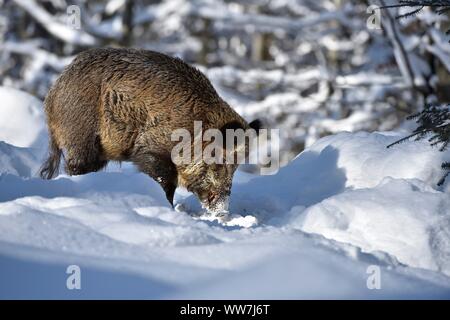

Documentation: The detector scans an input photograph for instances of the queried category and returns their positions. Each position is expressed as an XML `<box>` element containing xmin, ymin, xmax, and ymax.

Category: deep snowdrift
<box><xmin>0</xmin><ymin>86</ymin><xmax>450</xmax><ymax>299</ymax></box>
<box><xmin>289</xmin><ymin>132</ymin><xmax>450</xmax><ymax>276</ymax></box>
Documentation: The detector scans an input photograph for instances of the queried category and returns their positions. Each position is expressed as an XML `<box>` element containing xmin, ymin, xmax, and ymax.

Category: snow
<box><xmin>1</xmin><ymin>89</ymin><xmax>450</xmax><ymax>299</ymax></box>
<box><xmin>301</xmin><ymin>131</ymin><xmax>450</xmax><ymax>189</ymax></box>
<box><xmin>193</xmin><ymin>2</ymin><xmax>347</xmax><ymax>34</ymax></box>
<box><xmin>0</xmin><ymin>141</ymin><xmax>42</xmax><ymax>178</ymax></box>
<box><xmin>297</xmin><ymin>178</ymin><xmax>450</xmax><ymax>275</ymax></box>
<box><xmin>0</xmin><ymin>87</ymin><xmax>47</xmax><ymax>149</ymax></box>
<box><xmin>12</xmin><ymin>0</ymin><xmax>98</xmax><ymax>46</ymax></box>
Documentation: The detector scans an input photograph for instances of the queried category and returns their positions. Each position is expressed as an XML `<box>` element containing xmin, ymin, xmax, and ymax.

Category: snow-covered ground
<box><xmin>1</xmin><ymin>86</ymin><xmax>450</xmax><ymax>299</ymax></box>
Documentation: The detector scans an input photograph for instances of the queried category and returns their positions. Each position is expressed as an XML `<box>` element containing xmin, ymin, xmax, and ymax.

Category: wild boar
<box><xmin>39</xmin><ymin>48</ymin><xmax>260</xmax><ymax>214</ymax></box>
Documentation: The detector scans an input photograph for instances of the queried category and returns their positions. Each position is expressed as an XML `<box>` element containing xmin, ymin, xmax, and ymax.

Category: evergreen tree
<box><xmin>382</xmin><ymin>1</ymin><xmax>450</xmax><ymax>185</ymax></box>
<box><xmin>388</xmin><ymin>105</ymin><xmax>450</xmax><ymax>185</ymax></box>
<box><xmin>382</xmin><ymin>1</ymin><xmax>450</xmax><ymax>20</ymax></box>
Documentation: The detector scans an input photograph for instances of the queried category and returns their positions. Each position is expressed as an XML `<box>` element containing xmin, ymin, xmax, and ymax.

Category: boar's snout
<box><xmin>203</xmin><ymin>193</ymin><xmax>230</xmax><ymax>215</ymax></box>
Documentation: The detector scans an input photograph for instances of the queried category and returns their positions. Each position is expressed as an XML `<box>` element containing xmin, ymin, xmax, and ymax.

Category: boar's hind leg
<box><xmin>132</xmin><ymin>152</ymin><xmax>178</xmax><ymax>207</ymax></box>
<box><xmin>64</xmin><ymin>135</ymin><xmax>107</xmax><ymax>176</ymax></box>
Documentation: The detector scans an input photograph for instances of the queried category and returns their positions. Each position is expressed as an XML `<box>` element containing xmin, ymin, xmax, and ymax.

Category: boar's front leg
<box><xmin>131</xmin><ymin>151</ymin><xmax>178</xmax><ymax>207</ymax></box>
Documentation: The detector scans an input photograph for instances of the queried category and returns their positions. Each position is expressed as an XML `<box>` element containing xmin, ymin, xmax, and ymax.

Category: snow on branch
<box><xmin>380</xmin><ymin>0</ymin><xmax>422</xmax><ymax>91</ymax></box>
<box><xmin>0</xmin><ymin>41</ymin><xmax>73</xmax><ymax>95</ymax></box>
<box><xmin>133</xmin><ymin>0</ymin><xmax>347</xmax><ymax>34</ymax></box>
<box><xmin>0</xmin><ymin>41</ymin><xmax>74</xmax><ymax>71</ymax></box>
<box><xmin>192</xmin><ymin>5</ymin><xmax>348</xmax><ymax>34</ymax></box>
<box><xmin>381</xmin><ymin>0</ymin><xmax>450</xmax><ymax>17</ymax></box>
<box><xmin>13</xmin><ymin>0</ymin><xmax>98</xmax><ymax>46</ymax></box>
<box><xmin>133</xmin><ymin>0</ymin><xmax>189</xmax><ymax>26</ymax></box>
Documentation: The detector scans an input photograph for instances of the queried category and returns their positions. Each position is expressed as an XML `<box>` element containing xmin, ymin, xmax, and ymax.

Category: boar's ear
<box><xmin>249</xmin><ymin>119</ymin><xmax>262</xmax><ymax>134</ymax></box>
<box><xmin>220</xmin><ymin>121</ymin><xmax>245</xmax><ymax>148</ymax></box>
<box><xmin>220</xmin><ymin>120</ymin><xmax>244</xmax><ymax>133</ymax></box>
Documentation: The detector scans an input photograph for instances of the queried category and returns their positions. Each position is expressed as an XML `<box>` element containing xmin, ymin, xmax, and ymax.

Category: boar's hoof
<box><xmin>65</xmin><ymin>158</ymin><xmax>107</xmax><ymax>176</ymax></box>
<box><xmin>162</xmin><ymin>183</ymin><xmax>176</xmax><ymax>208</ymax></box>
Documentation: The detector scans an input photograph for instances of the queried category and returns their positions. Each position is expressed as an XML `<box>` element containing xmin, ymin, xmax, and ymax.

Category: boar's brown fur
<box><xmin>40</xmin><ymin>47</ymin><xmax>260</xmax><ymax>211</ymax></box>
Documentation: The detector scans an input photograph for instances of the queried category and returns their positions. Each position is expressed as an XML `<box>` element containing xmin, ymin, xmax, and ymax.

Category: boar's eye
<box><xmin>208</xmin><ymin>193</ymin><xmax>216</xmax><ymax>203</ymax></box>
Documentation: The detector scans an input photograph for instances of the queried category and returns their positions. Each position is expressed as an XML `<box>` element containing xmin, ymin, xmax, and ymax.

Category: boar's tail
<box><xmin>39</xmin><ymin>134</ymin><xmax>62</xmax><ymax>179</ymax></box>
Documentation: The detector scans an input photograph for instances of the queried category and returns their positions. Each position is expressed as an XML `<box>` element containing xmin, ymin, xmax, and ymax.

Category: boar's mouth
<box><xmin>202</xmin><ymin>194</ymin><xmax>230</xmax><ymax>216</ymax></box>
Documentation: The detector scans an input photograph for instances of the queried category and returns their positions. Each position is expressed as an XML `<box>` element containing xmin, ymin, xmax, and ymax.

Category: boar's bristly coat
<box><xmin>39</xmin><ymin>48</ymin><xmax>260</xmax><ymax>213</ymax></box>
